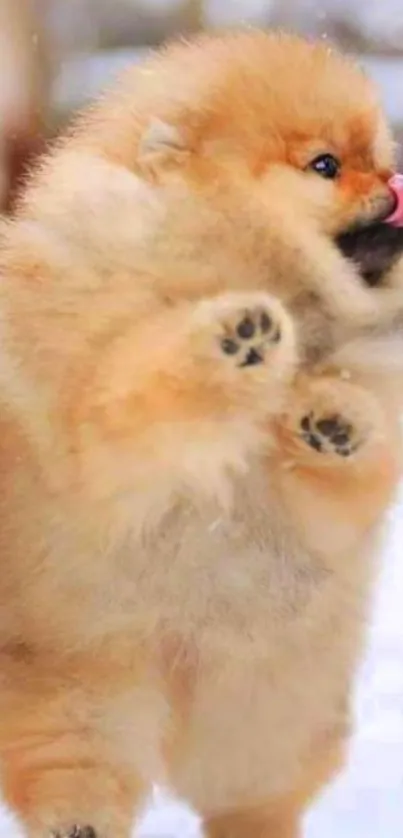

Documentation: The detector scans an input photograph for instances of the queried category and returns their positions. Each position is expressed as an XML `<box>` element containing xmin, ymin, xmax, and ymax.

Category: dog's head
<box><xmin>39</xmin><ymin>31</ymin><xmax>403</xmax><ymax>362</ymax></box>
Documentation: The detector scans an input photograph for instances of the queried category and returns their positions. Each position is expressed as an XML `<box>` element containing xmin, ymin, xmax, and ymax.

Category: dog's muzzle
<box><xmin>336</xmin><ymin>174</ymin><xmax>403</xmax><ymax>287</ymax></box>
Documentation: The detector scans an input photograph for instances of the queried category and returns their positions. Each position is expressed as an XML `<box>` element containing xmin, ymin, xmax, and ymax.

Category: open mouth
<box><xmin>336</xmin><ymin>222</ymin><xmax>403</xmax><ymax>287</ymax></box>
<box><xmin>336</xmin><ymin>174</ymin><xmax>403</xmax><ymax>287</ymax></box>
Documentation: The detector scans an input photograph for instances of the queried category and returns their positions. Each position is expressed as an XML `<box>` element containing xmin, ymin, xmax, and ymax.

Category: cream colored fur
<box><xmin>0</xmin><ymin>30</ymin><xmax>402</xmax><ymax>838</ymax></box>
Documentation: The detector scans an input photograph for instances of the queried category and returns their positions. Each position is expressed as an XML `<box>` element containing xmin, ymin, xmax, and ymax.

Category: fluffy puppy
<box><xmin>0</xmin><ymin>30</ymin><xmax>402</xmax><ymax>838</ymax></box>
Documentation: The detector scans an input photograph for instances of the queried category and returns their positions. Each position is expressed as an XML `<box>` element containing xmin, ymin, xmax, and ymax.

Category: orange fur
<box><xmin>0</xmin><ymin>30</ymin><xmax>402</xmax><ymax>837</ymax></box>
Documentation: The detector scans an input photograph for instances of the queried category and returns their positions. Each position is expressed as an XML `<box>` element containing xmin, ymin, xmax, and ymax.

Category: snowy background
<box><xmin>0</xmin><ymin>0</ymin><xmax>402</xmax><ymax>835</ymax></box>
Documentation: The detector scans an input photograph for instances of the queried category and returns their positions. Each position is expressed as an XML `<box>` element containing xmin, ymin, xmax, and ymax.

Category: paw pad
<box><xmin>300</xmin><ymin>413</ymin><xmax>358</xmax><ymax>457</ymax></box>
<box><xmin>220</xmin><ymin>307</ymin><xmax>281</xmax><ymax>368</ymax></box>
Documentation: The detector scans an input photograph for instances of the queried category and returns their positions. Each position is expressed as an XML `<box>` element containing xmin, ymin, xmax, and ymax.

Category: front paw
<box><xmin>282</xmin><ymin>375</ymin><xmax>383</xmax><ymax>462</ymax></box>
<box><xmin>190</xmin><ymin>291</ymin><xmax>296</xmax><ymax>395</ymax></box>
<box><xmin>218</xmin><ymin>303</ymin><xmax>281</xmax><ymax>368</ymax></box>
<box><xmin>300</xmin><ymin>412</ymin><xmax>361</xmax><ymax>457</ymax></box>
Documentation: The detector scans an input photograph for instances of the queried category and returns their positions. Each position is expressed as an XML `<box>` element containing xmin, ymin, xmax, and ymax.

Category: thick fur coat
<box><xmin>0</xmin><ymin>31</ymin><xmax>402</xmax><ymax>838</ymax></box>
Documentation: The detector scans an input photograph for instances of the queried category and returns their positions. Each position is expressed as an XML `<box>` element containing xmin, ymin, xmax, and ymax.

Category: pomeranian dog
<box><xmin>1</xmin><ymin>30</ymin><xmax>403</xmax><ymax>838</ymax></box>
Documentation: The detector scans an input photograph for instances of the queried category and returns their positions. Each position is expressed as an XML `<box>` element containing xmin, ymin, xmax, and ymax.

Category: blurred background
<box><xmin>2</xmin><ymin>0</ymin><xmax>403</xmax><ymax>212</ymax></box>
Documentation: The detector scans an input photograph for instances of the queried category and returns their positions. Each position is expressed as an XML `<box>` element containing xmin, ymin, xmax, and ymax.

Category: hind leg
<box><xmin>203</xmin><ymin>735</ymin><xmax>344</xmax><ymax>838</ymax></box>
<box><xmin>205</xmin><ymin>807</ymin><xmax>299</xmax><ymax>838</ymax></box>
<box><xmin>0</xmin><ymin>663</ymin><xmax>152</xmax><ymax>838</ymax></box>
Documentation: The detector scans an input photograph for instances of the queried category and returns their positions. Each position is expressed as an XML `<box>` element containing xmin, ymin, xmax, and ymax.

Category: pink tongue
<box><xmin>386</xmin><ymin>174</ymin><xmax>403</xmax><ymax>226</ymax></box>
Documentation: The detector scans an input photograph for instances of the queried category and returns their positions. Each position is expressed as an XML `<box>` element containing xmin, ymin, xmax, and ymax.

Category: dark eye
<box><xmin>307</xmin><ymin>154</ymin><xmax>341</xmax><ymax>180</ymax></box>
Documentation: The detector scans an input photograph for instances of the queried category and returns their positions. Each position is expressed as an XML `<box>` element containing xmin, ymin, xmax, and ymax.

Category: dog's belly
<box><xmin>16</xmin><ymin>466</ymin><xmax>376</xmax><ymax>808</ymax></box>
<box><xmin>170</xmin><ymin>610</ymin><xmax>353</xmax><ymax>812</ymax></box>
<box><xmin>142</xmin><ymin>470</ymin><xmax>377</xmax><ymax>811</ymax></box>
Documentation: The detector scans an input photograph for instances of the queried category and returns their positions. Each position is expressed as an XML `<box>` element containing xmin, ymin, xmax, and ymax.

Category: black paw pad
<box><xmin>300</xmin><ymin>413</ymin><xmax>357</xmax><ymax>457</ymax></box>
<box><xmin>236</xmin><ymin>316</ymin><xmax>256</xmax><ymax>339</ymax></box>
<box><xmin>220</xmin><ymin>306</ymin><xmax>280</xmax><ymax>367</ymax></box>
<box><xmin>260</xmin><ymin>312</ymin><xmax>272</xmax><ymax>334</ymax></box>
<box><xmin>239</xmin><ymin>347</ymin><xmax>263</xmax><ymax>367</ymax></box>
<box><xmin>221</xmin><ymin>338</ymin><xmax>239</xmax><ymax>356</ymax></box>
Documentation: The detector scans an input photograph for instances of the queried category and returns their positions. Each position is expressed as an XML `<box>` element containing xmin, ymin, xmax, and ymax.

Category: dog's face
<box><xmin>70</xmin><ymin>32</ymin><xmax>403</xmax><ymax>358</ymax></box>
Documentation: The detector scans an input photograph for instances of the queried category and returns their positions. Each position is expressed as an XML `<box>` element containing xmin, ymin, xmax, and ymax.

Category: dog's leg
<box><xmin>203</xmin><ymin>735</ymin><xmax>344</xmax><ymax>838</ymax></box>
<box><xmin>68</xmin><ymin>291</ymin><xmax>296</xmax><ymax>503</ymax></box>
<box><xmin>0</xmin><ymin>662</ymin><xmax>152</xmax><ymax>838</ymax></box>
<box><xmin>270</xmin><ymin>372</ymin><xmax>401</xmax><ymax>551</ymax></box>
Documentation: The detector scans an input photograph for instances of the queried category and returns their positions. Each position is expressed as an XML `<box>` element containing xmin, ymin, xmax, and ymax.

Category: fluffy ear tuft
<box><xmin>138</xmin><ymin>119</ymin><xmax>189</xmax><ymax>178</ymax></box>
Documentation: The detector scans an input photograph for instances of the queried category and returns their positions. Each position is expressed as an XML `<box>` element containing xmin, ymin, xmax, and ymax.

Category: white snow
<box><xmin>1</xmin><ymin>493</ymin><xmax>402</xmax><ymax>837</ymax></box>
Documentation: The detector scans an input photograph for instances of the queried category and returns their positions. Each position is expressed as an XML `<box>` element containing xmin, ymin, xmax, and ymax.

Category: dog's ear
<box><xmin>138</xmin><ymin>119</ymin><xmax>189</xmax><ymax>179</ymax></box>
